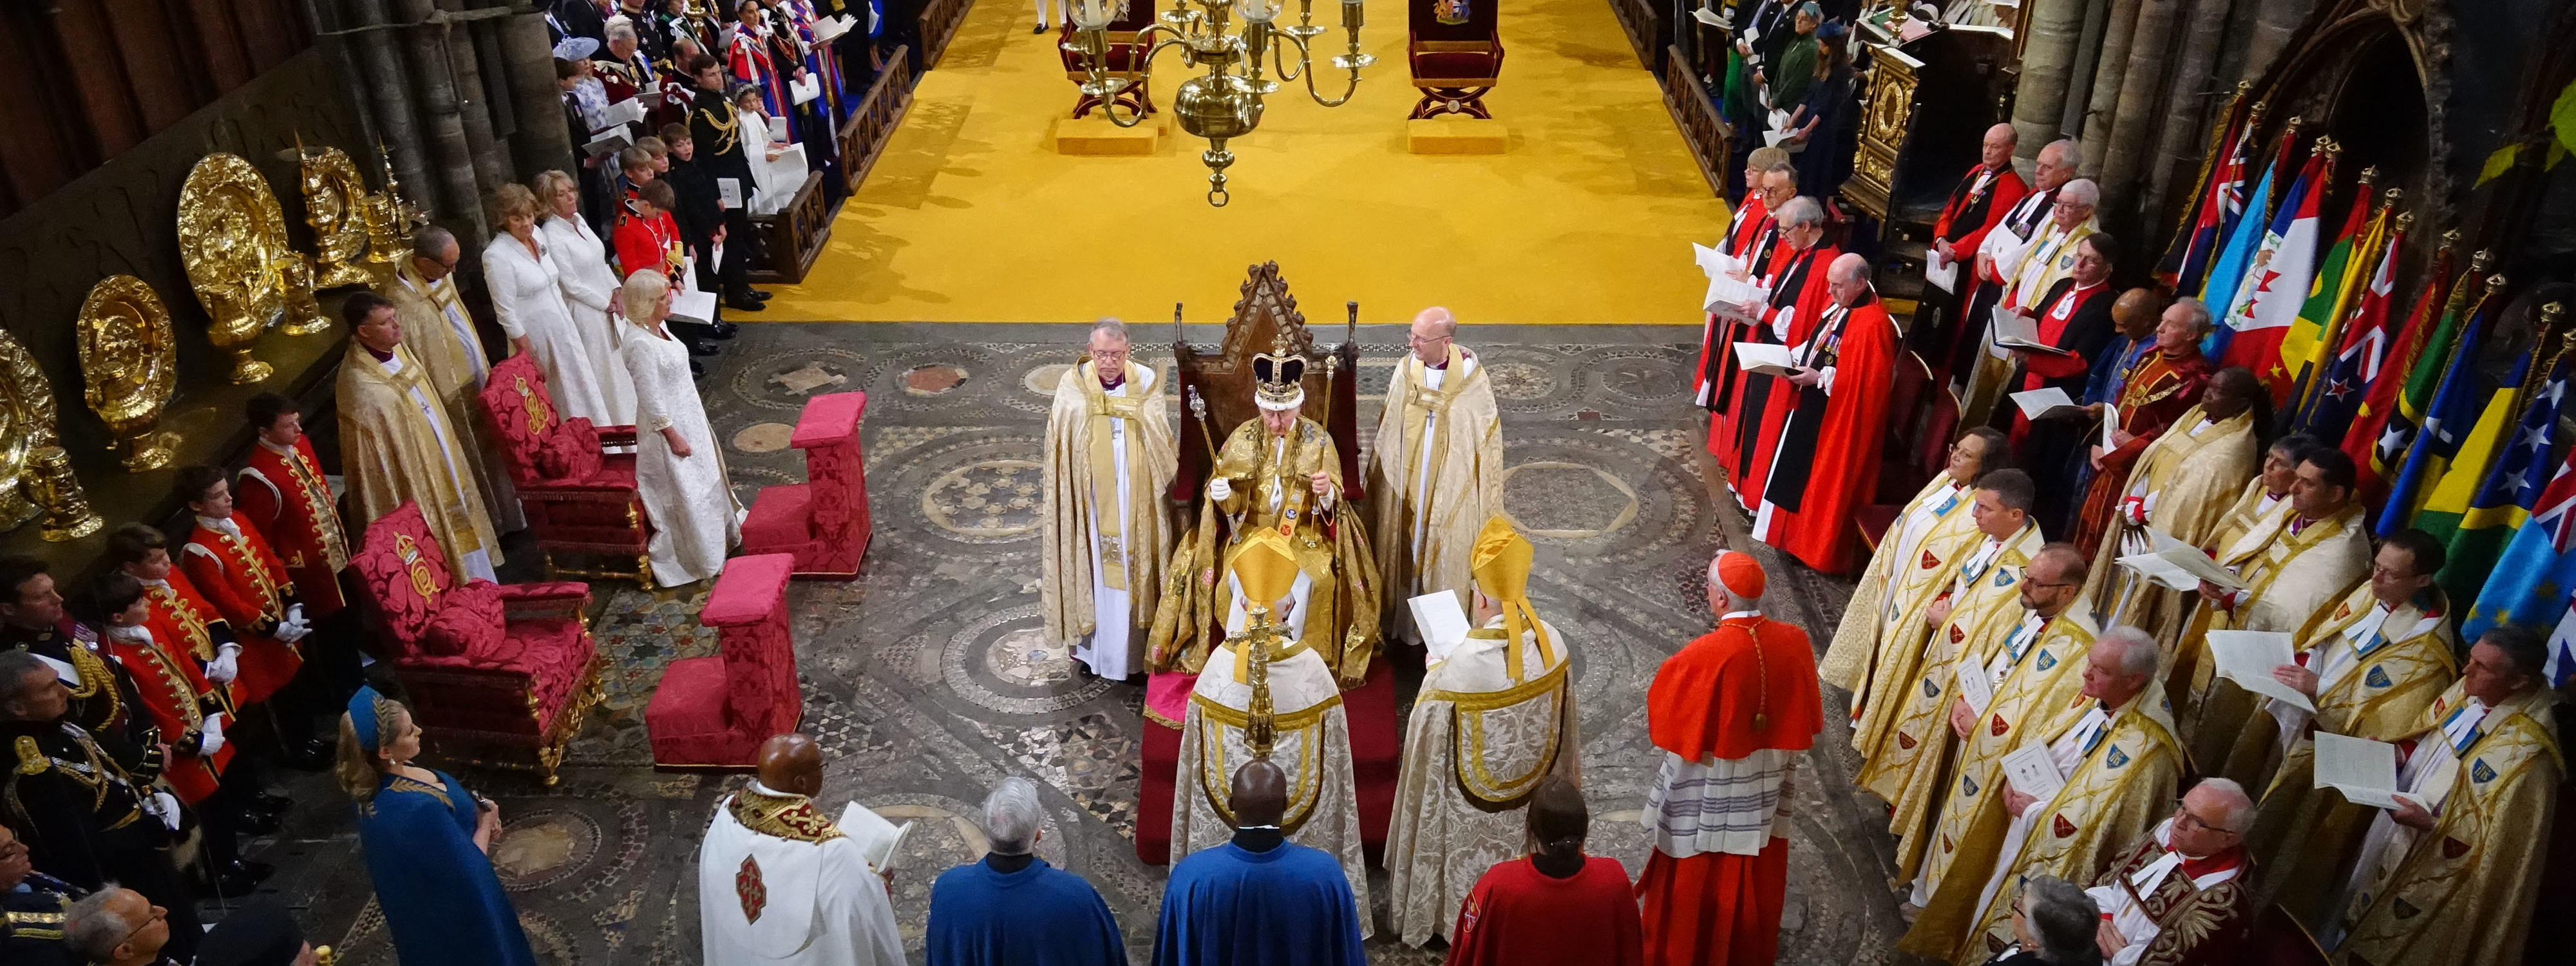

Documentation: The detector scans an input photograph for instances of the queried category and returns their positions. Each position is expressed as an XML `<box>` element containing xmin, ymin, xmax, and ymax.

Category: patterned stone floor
<box><xmin>234</xmin><ymin>321</ymin><xmax>1908</xmax><ymax>965</ymax></box>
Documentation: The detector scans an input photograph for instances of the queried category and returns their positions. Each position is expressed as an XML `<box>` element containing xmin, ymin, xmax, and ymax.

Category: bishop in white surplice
<box><xmin>1039</xmin><ymin>321</ymin><xmax>1178</xmax><ymax>679</ymax></box>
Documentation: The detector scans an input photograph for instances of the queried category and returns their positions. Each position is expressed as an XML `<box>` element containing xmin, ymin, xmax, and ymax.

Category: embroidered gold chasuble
<box><xmin>2174</xmin><ymin>503</ymin><xmax>2372</xmax><ymax>762</ymax></box>
<box><xmin>2334</xmin><ymin>683</ymin><xmax>2562</xmax><ymax>966</ymax></box>
<box><xmin>1821</xmin><ymin>473</ymin><xmax>1982</xmax><ymax>693</ymax></box>
<box><xmin>1852</xmin><ymin>521</ymin><xmax>2043</xmax><ymax>793</ymax></box>
<box><xmin>1907</xmin><ymin>611</ymin><xmax>2098</xmax><ymax>911</ymax></box>
<box><xmin>381</xmin><ymin>261</ymin><xmax>522</xmax><ymax>532</ymax></box>
<box><xmin>336</xmin><ymin>343</ymin><xmax>502</xmax><ymax>578</ymax></box>
<box><xmin>2080</xmin><ymin>406</ymin><xmax>2257</xmax><ymax>645</ymax></box>
<box><xmin>1148</xmin><ymin>417</ymin><xmax>1382</xmax><ymax>686</ymax></box>
<box><xmin>1900</xmin><ymin>683</ymin><xmax>2183</xmax><ymax>963</ymax></box>
<box><xmin>2235</xmin><ymin>585</ymin><xmax>2457</xmax><ymax>928</ymax></box>
<box><xmin>1367</xmin><ymin>346</ymin><xmax>1504</xmax><ymax>618</ymax></box>
<box><xmin>1039</xmin><ymin>361</ymin><xmax>1178</xmax><ymax>647</ymax></box>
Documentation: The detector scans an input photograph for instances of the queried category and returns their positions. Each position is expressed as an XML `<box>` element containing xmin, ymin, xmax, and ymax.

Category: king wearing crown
<box><xmin>1148</xmin><ymin>338</ymin><xmax>1382</xmax><ymax>689</ymax></box>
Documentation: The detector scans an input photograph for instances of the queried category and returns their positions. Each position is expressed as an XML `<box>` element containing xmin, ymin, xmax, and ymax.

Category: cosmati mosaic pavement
<box><xmin>236</xmin><ymin>321</ymin><xmax>1911</xmax><ymax>965</ymax></box>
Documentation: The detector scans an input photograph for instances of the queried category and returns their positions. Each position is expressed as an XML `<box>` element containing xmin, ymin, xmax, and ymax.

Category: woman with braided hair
<box><xmin>339</xmin><ymin>688</ymin><xmax>535</xmax><ymax>966</ymax></box>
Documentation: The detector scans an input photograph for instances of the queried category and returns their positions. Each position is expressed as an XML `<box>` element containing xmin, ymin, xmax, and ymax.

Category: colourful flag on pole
<box><xmin>2436</xmin><ymin>352</ymin><xmax>2572</xmax><ymax>607</ymax></box>
<box><xmin>2340</xmin><ymin>251</ymin><xmax>2465</xmax><ymax>509</ymax></box>
<box><xmin>2461</xmin><ymin>439</ymin><xmax>2576</xmax><ymax>686</ymax></box>
<box><xmin>2378</xmin><ymin>289</ymin><xmax>2503</xmax><ymax>534</ymax></box>
<box><xmin>2197</xmin><ymin>162</ymin><xmax>2278</xmax><ymax>363</ymax></box>
<box><xmin>2157</xmin><ymin>108</ymin><xmax>2253</xmax><ymax>294</ymax></box>
<box><xmin>2277</xmin><ymin>182</ymin><xmax>2380</xmax><ymax>408</ymax></box>
<box><xmin>2216</xmin><ymin>152</ymin><xmax>2330</xmax><ymax>399</ymax></box>
<box><xmin>2300</xmin><ymin>224</ymin><xmax>2405</xmax><ymax>437</ymax></box>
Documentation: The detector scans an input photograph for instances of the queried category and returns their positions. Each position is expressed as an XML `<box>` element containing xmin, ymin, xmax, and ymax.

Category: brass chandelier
<box><xmin>1066</xmin><ymin>0</ymin><xmax>1374</xmax><ymax>206</ymax></box>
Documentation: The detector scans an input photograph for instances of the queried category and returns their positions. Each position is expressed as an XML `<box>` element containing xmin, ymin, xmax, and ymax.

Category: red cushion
<box><xmin>419</xmin><ymin>581</ymin><xmax>506</xmax><ymax>657</ymax></box>
<box><xmin>537</xmin><ymin>417</ymin><xmax>604</xmax><ymax>482</ymax></box>
<box><xmin>701</xmin><ymin>554</ymin><xmax>797</xmax><ymax>626</ymax></box>
<box><xmin>645</xmin><ymin>655</ymin><xmax>751</xmax><ymax>766</ymax></box>
<box><xmin>742</xmin><ymin>483</ymin><xmax>817</xmax><ymax>552</ymax></box>
<box><xmin>1411</xmin><ymin>50</ymin><xmax>1501</xmax><ymax>80</ymax></box>
<box><xmin>790</xmin><ymin>392</ymin><xmax>867</xmax><ymax>448</ymax></box>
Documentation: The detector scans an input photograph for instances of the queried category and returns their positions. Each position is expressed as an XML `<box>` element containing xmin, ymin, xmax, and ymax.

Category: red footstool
<box><xmin>741</xmin><ymin>391</ymin><xmax>873</xmax><ymax>580</ymax></box>
<box><xmin>1136</xmin><ymin>657</ymin><xmax>1401</xmax><ymax>866</ymax></box>
<box><xmin>645</xmin><ymin>554</ymin><xmax>804</xmax><ymax>766</ymax></box>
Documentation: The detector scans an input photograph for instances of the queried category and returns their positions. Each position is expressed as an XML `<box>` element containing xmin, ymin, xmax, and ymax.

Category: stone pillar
<box><xmin>435</xmin><ymin>1</ymin><xmax>513</xmax><ymax>193</ymax></box>
<box><xmin>2056</xmin><ymin>0</ymin><xmax>2114</xmax><ymax>155</ymax></box>
<box><xmin>2077</xmin><ymin>0</ymin><xmax>2143</xmax><ymax>179</ymax></box>
<box><xmin>2009</xmin><ymin>0</ymin><xmax>2086</xmax><ymax>173</ymax></box>
<box><xmin>2240</xmin><ymin>0</ymin><xmax>2318</xmax><ymax>86</ymax></box>
<box><xmin>2099</xmin><ymin>0</ymin><xmax>2184</xmax><ymax>221</ymax></box>
<box><xmin>500</xmin><ymin>3</ymin><xmax>577</xmax><ymax>179</ymax></box>
<box><xmin>2141</xmin><ymin>0</ymin><xmax>2240</xmax><ymax>238</ymax></box>
<box><xmin>391</xmin><ymin>0</ymin><xmax>489</xmax><ymax>238</ymax></box>
<box><xmin>343</xmin><ymin>0</ymin><xmax>443</xmax><ymax>218</ymax></box>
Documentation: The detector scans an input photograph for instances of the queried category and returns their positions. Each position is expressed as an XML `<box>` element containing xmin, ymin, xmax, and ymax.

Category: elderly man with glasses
<box><xmin>1366</xmin><ymin>307</ymin><xmax>1504</xmax><ymax>647</ymax></box>
<box><xmin>2083</xmin><ymin>779</ymin><xmax>2257</xmax><ymax>966</ymax></box>
<box><xmin>1039</xmin><ymin>318</ymin><xmax>1178</xmax><ymax>681</ymax></box>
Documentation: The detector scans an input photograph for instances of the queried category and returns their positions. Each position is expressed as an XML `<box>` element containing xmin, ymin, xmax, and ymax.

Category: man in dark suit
<box><xmin>685</xmin><ymin>53</ymin><xmax>772</xmax><ymax>314</ymax></box>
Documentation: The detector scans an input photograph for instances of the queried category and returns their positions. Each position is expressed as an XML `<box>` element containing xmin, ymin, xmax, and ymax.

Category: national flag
<box><xmin>2197</xmin><ymin>131</ymin><xmax>2297</xmax><ymax>361</ymax></box>
<box><xmin>2277</xmin><ymin>181</ymin><xmax>2381</xmax><ymax>412</ymax></box>
<box><xmin>2340</xmin><ymin>250</ymin><xmax>2465</xmax><ymax>509</ymax></box>
<box><xmin>2299</xmin><ymin>223</ymin><xmax>2405</xmax><ymax>437</ymax></box>
<box><xmin>2215</xmin><ymin>151</ymin><xmax>2330</xmax><ymax>399</ymax></box>
<box><xmin>2156</xmin><ymin>108</ymin><xmax>2253</xmax><ymax>294</ymax></box>
<box><xmin>2377</xmin><ymin>288</ymin><xmax>2504</xmax><ymax>534</ymax></box>
<box><xmin>2434</xmin><ymin>350</ymin><xmax>2573</xmax><ymax>607</ymax></box>
<box><xmin>2410</xmin><ymin>348</ymin><xmax>2527</xmax><ymax>546</ymax></box>
<box><xmin>2461</xmin><ymin>440</ymin><xmax>2576</xmax><ymax>686</ymax></box>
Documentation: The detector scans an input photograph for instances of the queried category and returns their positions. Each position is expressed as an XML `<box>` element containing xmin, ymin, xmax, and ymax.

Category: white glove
<box><xmin>206</xmin><ymin>644</ymin><xmax>241</xmax><ymax>685</ymax></box>
<box><xmin>142</xmin><ymin>791</ymin><xmax>182</xmax><ymax>831</ymax></box>
<box><xmin>286</xmin><ymin>603</ymin><xmax>305</xmax><ymax>627</ymax></box>
<box><xmin>198</xmin><ymin>713</ymin><xmax>227</xmax><ymax>757</ymax></box>
<box><xmin>272</xmin><ymin>613</ymin><xmax>311</xmax><ymax>643</ymax></box>
<box><xmin>1208</xmin><ymin>477</ymin><xmax>1233</xmax><ymax>502</ymax></box>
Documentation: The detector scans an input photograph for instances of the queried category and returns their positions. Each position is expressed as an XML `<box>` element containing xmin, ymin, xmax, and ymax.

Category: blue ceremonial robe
<box><xmin>927</xmin><ymin>855</ymin><xmax>1125</xmax><ymax>966</ymax></box>
<box><xmin>1151</xmin><ymin>842</ymin><xmax>1367</xmax><ymax>966</ymax></box>
<box><xmin>355</xmin><ymin>770</ymin><xmax>536</xmax><ymax>966</ymax></box>
<box><xmin>2071</xmin><ymin>335</ymin><xmax>2152</xmax><ymax>497</ymax></box>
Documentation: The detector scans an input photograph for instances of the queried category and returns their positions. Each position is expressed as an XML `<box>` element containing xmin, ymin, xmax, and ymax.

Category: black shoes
<box><xmin>1035</xmin><ymin>22</ymin><xmax>1050</xmax><ymax>33</ymax></box>
<box><xmin>725</xmin><ymin>297</ymin><xmax>767</xmax><ymax>312</ymax></box>
<box><xmin>279</xmin><ymin>737</ymin><xmax>331</xmax><ymax>772</ymax></box>
<box><xmin>710</xmin><ymin>321</ymin><xmax>743</xmax><ymax>339</ymax></box>
<box><xmin>212</xmin><ymin>860</ymin><xmax>274</xmax><ymax>898</ymax></box>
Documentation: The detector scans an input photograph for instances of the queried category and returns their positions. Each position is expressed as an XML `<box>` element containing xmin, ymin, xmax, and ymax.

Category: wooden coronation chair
<box><xmin>476</xmin><ymin>354</ymin><xmax>656</xmax><ymax>587</ymax></box>
<box><xmin>1406</xmin><ymin>0</ymin><xmax>1503</xmax><ymax>118</ymax></box>
<box><xmin>350</xmin><ymin>501</ymin><xmax>605</xmax><ymax>785</ymax></box>
<box><xmin>1057</xmin><ymin>0</ymin><xmax>1160</xmax><ymax>118</ymax></box>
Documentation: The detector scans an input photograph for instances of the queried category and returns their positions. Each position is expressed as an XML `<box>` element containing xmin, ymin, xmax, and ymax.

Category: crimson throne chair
<box><xmin>1407</xmin><ymin>0</ymin><xmax>1503</xmax><ymax>118</ymax></box>
<box><xmin>739</xmin><ymin>391</ymin><xmax>873</xmax><ymax>580</ymax></box>
<box><xmin>1057</xmin><ymin>0</ymin><xmax>1160</xmax><ymax>118</ymax></box>
<box><xmin>352</xmin><ymin>502</ymin><xmax>605</xmax><ymax>785</ymax></box>
<box><xmin>645</xmin><ymin>553</ymin><xmax>804</xmax><ymax>768</ymax></box>
<box><xmin>477</xmin><ymin>354</ymin><xmax>656</xmax><ymax>587</ymax></box>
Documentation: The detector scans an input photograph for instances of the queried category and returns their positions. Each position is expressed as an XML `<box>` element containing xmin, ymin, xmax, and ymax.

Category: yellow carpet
<box><xmin>761</xmin><ymin>0</ymin><xmax>1728</xmax><ymax>324</ymax></box>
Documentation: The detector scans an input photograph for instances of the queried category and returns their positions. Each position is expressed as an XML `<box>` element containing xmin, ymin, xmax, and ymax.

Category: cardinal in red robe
<box><xmin>174</xmin><ymin>468</ymin><xmax>308</xmax><ymax>708</ymax></box>
<box><xmin>1752</xmin><ymin>253</ymin><xmax>1899</xmax><ymax>575</ymax></box>
<box><xmin>1636</xmin><ymin>553</ymin><xmax>1824</xmax><ymax>966</ymax></box>
<box><xmin>1446</xmin><ymin>775</ymin><xmax>1644</xmax><ymax>966</ymax></box>
<box><xmin>1723</xmin><ymin>198</ymin><xmax>1840</xmax><ymax>505</ymax></box>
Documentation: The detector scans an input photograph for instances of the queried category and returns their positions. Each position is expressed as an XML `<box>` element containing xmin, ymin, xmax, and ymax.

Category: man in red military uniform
<box><xmin>173</xmin><ymin>467</ymin><xmax>311</xmax><ymax>729</ymax></box>
<box><xmin>238</xmin><ymin>395</ymin><xmax>350</xmax><ymax>618</ymax></box>
<box><xmin>90</xmin><ymin>573</ymin><xmax>270</xmax><ymax>896</ymax></box>
<box><xmin>1636</xmin><ymin>551</ymin><xmax>1823</xmax><ymax>966</ymax></box>
<box><xmin>103</xmin><ymin>524</ymin><xmax>295</xmax><ymax>824</ymax></box>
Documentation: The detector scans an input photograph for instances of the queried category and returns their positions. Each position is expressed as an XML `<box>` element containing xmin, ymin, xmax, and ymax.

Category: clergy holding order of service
<box><xmin>1384</xmin><ymin>516</ymin><xmax>1577</xmax><ymax>947</ymax></box>
<box><xmin>1749</xmin><ymin>252</ymin><xmax>1902</xmax><ymax>575</ymax></box>
<box><xmin>1953</xmin><ymin>140</ymin><xmax>2079</xmax><ymax>421</ymax></box>
<box><xmin>334</xmin><ymin>291</ymin><xmax>506</xmax><ymax>584</ymax></box>
<box><xmin>697</xmin><ymin>734</ymin><xmax>905</xmax><ymax>966</ymax></box>
<box><xmin>1901</xmin><ymin>626</ymin><xmax>2181</xmax><ymax>963</ymax></box>
<box><xmin>1819</xmin><ymin>426</ymin><xmax>2008</xmax><ymax>720</ymax></box>
<box><xmin>1165</xmin><ymin>527</ymin><xmax>1372</xmax><ymax>936</ymax></box>
<box><xmin>2078</xmin><ymin>364</ymin><xmax>2258</xmax><ymax>647</ymax></box>
<box><xmin>1636</xmin><ymin>551</ymin><xmax>1824</xmax><ymax>966</ymax></box>
<box><xmin>1964</xmin><ymin>172</ymin><xmax>2099</xmax><ymax>428</ymax></box>
<box><xmin>2228</xmin><ymin>529</ymin><xmax>2458</xmax><ymax>929</ymax></box>
<box><xmin>1041</xmin><ymin>318</ymin><xmax>1179</xmax><ymax>680</ymax></box>
<box><xmin>1148</xmin><ymin>337</ymin><xmax>1381</xmax><ymax>687</ymax></box>
<box><xmin>1367</xmin><ymin>307</ymin><xmax>1504</xmax><ymax>642</ymax></box>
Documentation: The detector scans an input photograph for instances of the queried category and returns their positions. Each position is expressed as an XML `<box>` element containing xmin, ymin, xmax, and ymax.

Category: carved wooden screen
<box><xmin>1168</xmin><ymin>262</ymin><xmax>1366</xmax><ymax>502</ymax></box>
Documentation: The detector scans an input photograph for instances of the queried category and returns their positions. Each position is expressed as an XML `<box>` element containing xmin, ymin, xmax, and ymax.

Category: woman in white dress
<box><xmin>531</xmin><ymin>170</ymin><xmax>638</xmax><ymax>424</ymax></box>
<box><xmin>618</xmin><ymin>270</ymin><xmax>741</xmax><ymax>586</ymax></box>
<box><xmin>485</xmin><ymin>184</ymin><xmax>615</xmax><ymax>425</ymax></box>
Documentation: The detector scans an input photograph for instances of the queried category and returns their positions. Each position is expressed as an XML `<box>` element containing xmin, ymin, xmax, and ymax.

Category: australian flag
<box><xmin>2463</xmin><ymin>437</ymin><xmax>2576</xmax><ymax>686</ymax></box>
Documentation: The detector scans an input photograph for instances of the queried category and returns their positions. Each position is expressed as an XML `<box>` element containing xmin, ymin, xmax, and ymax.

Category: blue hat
<box><xmin>1818</xmin><ymin>19</ymin><xmax>1848</xmax><ymax>38</ymax></box>
<box><xmin>1796</xmin><ymin>1</ymin><xmax>1821</xmax><ymax>16</ymax></box>
<box><xmin>349</xmin><ymin>686</ymin><xmax>386</xmax><ymax>755</ymax></box>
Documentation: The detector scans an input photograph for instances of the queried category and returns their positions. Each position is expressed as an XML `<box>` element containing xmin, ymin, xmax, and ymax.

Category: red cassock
<box><xmin>1708</xmin><ymin>233</ymin><xmax>1800</xmax><ymax>471</ymax></box>
<box><xmin>1929</xmin><ymin>163</ymin><xmax>2027</xmax><ymax>269</ymax></box>
<box><xmin>179</xmin><ymin>520</ymin><xmax>303</xmax><ymax>706</ymax></box>
<box><xmin>1694</xmin><ymin>196</ymin><xmax>1775</xmax><ymax>415</ymax></box>
<box><xmin>1753</xmin><ymin>292</ymin><xmax>1900</xmax><ymax>575</ymax></box>
<box><xmin>1637</xmin><ymin>615</ymin><xmax>1824</xmax><ymax>966</ymax></box>
<box><xmin>104</xmin><ymin>629</ymin><xmax>233</xmax><ymax>804</ymax></box>
<box><xmin>238</xmin><ymin>437</ymin><xmax>351</xmax><ymax>616</ymax></box>
<box><xmin>1730</xmin><ymin>243</ymin><xmax>1843</xmax><ymax>506</ymax></box>
<box><xmin>1446</xmin><ymin>856</ymin><xmax>1645</xmax><ymax>966</ymax></box>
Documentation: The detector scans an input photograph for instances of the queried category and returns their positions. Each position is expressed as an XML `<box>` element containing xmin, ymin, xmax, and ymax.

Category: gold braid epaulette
<box><xmin>14</xmin><ymin>737</ymin><xmax>43</xmax><ymax>776</ymax></box>
<box><xmin>730</xmin><ymin>788</ymin><xmax>846</xmax><ymax>844</ymax></box>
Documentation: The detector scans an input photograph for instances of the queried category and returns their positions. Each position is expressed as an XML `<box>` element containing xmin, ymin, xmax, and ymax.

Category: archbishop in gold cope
<box><xmin>1039</xmin><ymin>320</ymin><xmax>1179</xmax><ymax>679</ymax></box>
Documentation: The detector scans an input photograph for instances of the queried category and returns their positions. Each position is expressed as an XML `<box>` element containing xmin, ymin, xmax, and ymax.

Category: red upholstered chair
<box><xmin>1407</xmin><ymin>0</ymin><xmax>1503</xmax><ymax>118</ymax></box>
<box><xmin>350</xmin><ymin>501</ymin><xmax>604</xmax><ymax>786</ymax></box>
<box><xmin>645</xmin><ymin>554</ymin><xmax>803</xmax><ymax>767</ymax></box>
<box><xmin>741</xmin><ymin>392</ymin><xmax>873</xmax><ymax>579</ymax></box>
<box><xmin>1057</xmin><ymin>6</ymin><xmax>1159</xmax><ymax>119</ymax></box>
<box><xmin>477</xmin><ymin>354</ymin><xmax>656</xmax><ymax>587</ymax></box>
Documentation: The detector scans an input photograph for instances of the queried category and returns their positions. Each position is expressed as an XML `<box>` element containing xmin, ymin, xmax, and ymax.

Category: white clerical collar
<box><xmin>748</xmin><ymin>779</ymin><xmax>795</xmax><ymax>797</ymax></box>
<box><xmin>1719</xmin><ymin>609</ymin><xmax>1762</xmax><ymax>621</ymax></box>
<box><xmin>198</xmin><ymin>516</ymin><xmax>242</xmax><ymax>539</ymax></box>
<box><xmin>2189</xmin><ymin>416</ymin><xmax>2217</xmax><ymax>436</ymax></box>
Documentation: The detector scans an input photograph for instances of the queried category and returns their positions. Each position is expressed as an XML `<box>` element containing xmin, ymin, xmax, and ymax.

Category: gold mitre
<box><xmin>1227</xmin><ymin>527</ymin><xmax>1302</xmax><ymax>618</ymax></box>
<box><xmin>1251</xmin><ymin>333</ymin><xmax>1306</xmax><ymax>413</ymax></box>
<box><xmin>1468</xmin><ymin>515</ymin><xmax>1555</xmax><ymax>679</ymax></box>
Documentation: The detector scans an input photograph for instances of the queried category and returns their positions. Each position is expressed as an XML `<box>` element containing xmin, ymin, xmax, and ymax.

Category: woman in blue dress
<box><xmin>337</xmin><ymin>687</ymin><xmax>538</xmax><ymax>966</ymax></box>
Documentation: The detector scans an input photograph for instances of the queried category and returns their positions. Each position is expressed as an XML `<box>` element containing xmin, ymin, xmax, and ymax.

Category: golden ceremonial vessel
<box><xmin>361</xmin><ymin>144</ymin><xmax>426</xmax><ymax>265</ymax></box>
<box><xmin>178</xmin><ymin>153</ymin><xmax>303</xmax><ymax>383</ymax></box>
<box><xmin>75</xmin><ymin>276</ymin><xmax>183</xmax><ymax>472</ymax></box>
<box><xmin>1067</xmin><ymin>0</ymin><xmax>1373</xmax><ymax>205</ymax></box>
<box><xmin>297</xmin><ymin>144</ymin><xmax>377</xmax><ymax>289</ymax></box>
<box><xmin>0</xmin><ymin>328</ymin><xmax>97</xmax><ymax>540</ymax></box>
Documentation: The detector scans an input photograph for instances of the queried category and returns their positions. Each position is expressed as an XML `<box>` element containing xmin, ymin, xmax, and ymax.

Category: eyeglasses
<box><xmin>1408</xmin><ymin>332</ymin><xmax>1452</xmax><ymax>347</ymax></box>
<box><xmin>2172</xmin><ymin>807</ymin><xmax>2236</xmax><ymax>836</ymax></box>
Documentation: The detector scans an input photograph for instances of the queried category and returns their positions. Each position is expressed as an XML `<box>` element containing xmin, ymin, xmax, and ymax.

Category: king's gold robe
<box><xmin>336</xmin><ymin>343</ymin><xmax>502</xmax><ymax>578</ymax></box>
<box><xmin>1385</xmin><ymin>618</ymin><xmax>1576</xmax><ymax>946</ymax></box>
<box><xmin>1821</xmin><ymin>473</ymin><xmax>1982</xmax><ymax>694</ymax></box>
<box><xmin>1901</xmin><ymin>683</ymin><xmax>2183</xmax><ymax>963</ymax></box>
<box><xmin>1906</xmin><ymin>611</ymin><xmax>2098</xmax><ymax>913</ymax></box>
<box><xmin>1856</xmin><ymin>539</ymin><xmax>2043</xmax><ymax>878</ymax></box>
<box><xmin>1367</xmin><ymin>346</ymin><xmax>1504</xmax><ymax>624</ymax></box>
<box><xmin>2333</xmin><ymin>683</ymin><xmax>2562</xmax><ymax>966</ymax></box>
<box><xmin>2081</xmin><ymin>406</ymin><xmax>2257</xmax><ymax>645</ymax></box>
<box><xmin>1852</xmin><ymin>522</ymin><xmax>2044</xmax><ymax>791</ymax></box>
<box><xmin>2236</xmin><ymin>586</ymin><xmax>2456</xmax><ymax>928</ymax></box>
<box><xmin>1147</xmin><ymin>416</ymin><xmax>1381</xmax><ymax>686</ymax></box>
<box><xmin>1039</xmin><ymin>361</ymin><xmax>1178</xmax><ymax>668</ymax></box>
<box><xmin>2174</xmin><ymin>503</ymin><xmax>2372</xmax><ymax>762</ymax></box>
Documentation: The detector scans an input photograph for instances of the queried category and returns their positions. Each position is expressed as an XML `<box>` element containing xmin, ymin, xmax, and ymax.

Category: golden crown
<box><xmin>1251</xmin><ymin>333</ymin><xmax>1307</xmax><ymax>412</ymax></box>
